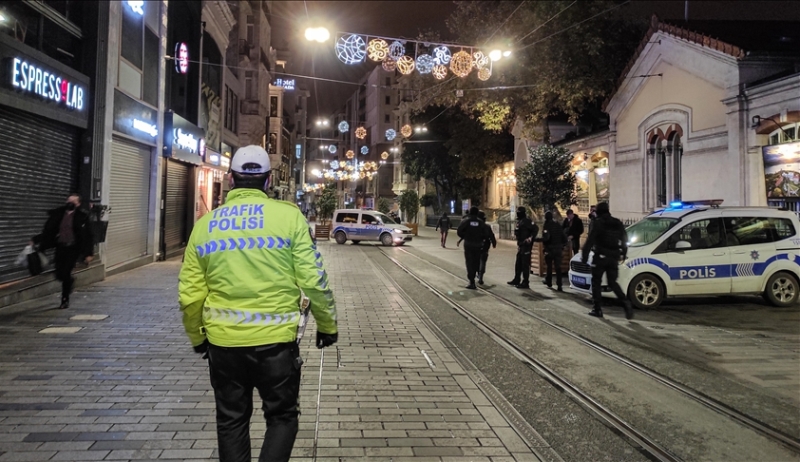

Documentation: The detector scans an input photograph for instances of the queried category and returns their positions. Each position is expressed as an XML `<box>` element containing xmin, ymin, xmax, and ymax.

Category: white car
<box><xmin>331</xmin><ymin>209</ymin><xmax>413</xmax><ymax>246</ymax></box>
<box><xmin>569</xmin><ymin>202</ymin><xmax>800</xmax><ymax>308</ymax></box>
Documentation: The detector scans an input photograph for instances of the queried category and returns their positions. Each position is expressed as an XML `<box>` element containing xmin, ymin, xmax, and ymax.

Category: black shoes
<box><xmin>507</xmin><ymin>280</ymin><xmax>520</xmax><ymax>286</ymax></box>
<box><xmin>515</xmin><ymin>283</ymin><xmax>530</xmax><ymax>289</ymax></box>
<box><xmin>478</xmin><ymin>278</ymin><xmax>484</xmax><ymax>285</ymax></box>
<box><xmin>624</xmin><ymin>301</ymin><xmax>634</xmax><ymax>320</ymax></box>
<box><xmin>556</xmin><ymin>287</ymin><xmax>563</xmax><ymax>292</ymax></box>
<box><xmin>59</xmin><ymin>297</ymin><xmax>69</xmax><ymax>310</ymax></box>
<box><xmin>465</xmin><ymin>283</ymin><xmax>477</xmax><ymax>290</ymax></box>
<box><xmin>588</xmin><ymin>307</ymin><xmax>603</xmax><ymax>318</ymax></box>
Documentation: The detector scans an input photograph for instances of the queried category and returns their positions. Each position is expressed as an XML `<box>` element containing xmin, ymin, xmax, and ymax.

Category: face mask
<box><xmin>65</xmin><ymin>203</ymin><xmax>76</xmax><ymax>211</ymax></box>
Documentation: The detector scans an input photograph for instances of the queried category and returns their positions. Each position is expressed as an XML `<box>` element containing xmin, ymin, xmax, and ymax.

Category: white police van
<box><xmin>569</xmin><ymin>201</ymin><xmax>800</xmax><ymax>308</ymax></box>
<box><xmin>331</xmin><ymin>209</ymin><xmax>413</xmax><ymax>246</ymax></box>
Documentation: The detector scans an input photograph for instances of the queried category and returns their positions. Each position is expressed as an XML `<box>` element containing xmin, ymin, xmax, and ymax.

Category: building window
<box><xmin>648</xmin><ymin>135</ymin><xmax>667</xmax><ymax>207</ymax></box>
<box><xmin>385</xmin><ymin>95</ymin><xmax>391</xmax><ymax>105</ymax></box>
<box><xmin>385</xmin><ymin>77</ymin><xmax>391</xmax><ymax>86</ymax></box>
<box><xmin>118</xmin><ymin>1</ymin><xmax>158</xmax><ymax>105</ymax></box>
<box><xmin>245</xmin><ymin>72</ymin><xmax>254</xmax><ymax>99</ymax></box>
<box><xmin>384</xmin><ymin>114</ymin><xmax>390</xmax><ymax>123</ymax></box>
<box><xmin>769</xmin><ymin>123</ymin><xmax>799</xmax><ymax>145</ymax></box>
<box><xmin>270</xmin><ymin>96</ymin><xmax>278</xmax><ymax>118</ymax></box>
<box><xmin>246</xmin><ymin>15</ymin><xmax>254</xmax><ymax>44</ymax></box>
<box><xmin>668</xmin><ymin>132</ymin><xmax>683</xmax><ymax>201</ymax></box>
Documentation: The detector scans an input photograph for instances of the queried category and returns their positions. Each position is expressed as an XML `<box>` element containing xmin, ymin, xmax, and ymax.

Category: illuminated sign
<box><xmin>274</xmin><ymin>78</ymin><xmax>295</xmax><ymax>90</ymax></box>
<box><xmin>10</xmin><ymin>58</ymin><xmax>85</xmax><ymax>111</ymax></box>
<box><xmin>127</xmin><ymin>1</ymin><xmax>144</xmax><ymax>15</ymax></box>
<box><xmin>132</xmin><ymin>119</ymin><xmax>157</xmax><ymax>137</ymax></box>
<box><xmin>175</xmin><ymin>42</ymin><xmax>189</xmax><ymax>74</ymax></box>
<box><xmin>174</xmin><ymin>128</ymin><xmax>199</xmax><ymax>153</ymax></box>
<box><xmin>221</xmin><ymin>156</ymin><xmax>231</xmax><ymax>168</ymax></box>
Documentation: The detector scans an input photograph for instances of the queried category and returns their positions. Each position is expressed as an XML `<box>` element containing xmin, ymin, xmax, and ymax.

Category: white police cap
<box><xmin>230</xmin><ymin>145</ymin><xmax>271</xmax><ymax>174</ymax></box>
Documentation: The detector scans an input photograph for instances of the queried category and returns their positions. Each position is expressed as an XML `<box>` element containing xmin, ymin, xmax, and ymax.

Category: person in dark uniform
<box><xmin>581</xmin><ymin>202</ymin><xmax>633</xmax><ymax>319</ymax></box>
<box><xmin>507</xmin><ymin>206</ymin><xmax>538</xmax><ymax>289</ymax></box>
<box><xmin>32</xmin><ymin>193</ymin><xmax>94</xmax><ymax>309</ymax></box>
<box><xmin>476</xmin><ymin>211</ymin><xmax>496</xmax><ymax>285</ymax></box>
<box><xmin>457</xmin><ymin>207</ymin><xmax>488</xmax><ymax>289</ymax></box>
<box><xmin>435</xmin><ymin>212</ymin><xmax>452</xmax><ymax>248</ymax></box>
<box><xmin>562</xmin><ymin>209</ymin><xmax>584</xmax><ymax>256</ymax></box>
<box><xmin>542</xmin><ymin>211</ymin><xmax>567</xmax><ymax>291</ymax></box>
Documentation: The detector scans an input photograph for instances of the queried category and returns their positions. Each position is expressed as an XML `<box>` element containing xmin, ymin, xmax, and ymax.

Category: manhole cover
<box><xmin>39</xmin><ymin>327</ymin><xmax>82</xmax><ymax>334</ymax></box>
<box><xmin>70</xmin><ymin>315</ymin><xmax>108</xmax><ymax>321</ymax></box>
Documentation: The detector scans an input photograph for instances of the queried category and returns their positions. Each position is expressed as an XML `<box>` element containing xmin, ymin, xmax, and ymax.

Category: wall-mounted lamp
<box><xmin>752</xmin><ymin>115</ymin><xmax>791</xmax><ymax>140</ymax></box>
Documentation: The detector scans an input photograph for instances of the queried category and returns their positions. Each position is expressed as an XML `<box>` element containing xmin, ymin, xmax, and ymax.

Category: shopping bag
<box><xmin>15</xmin><ymin>245</ymin><xmax>34</xmax><ymax>268</ymax></box>
<box><xmin>27</xmin><ymin>251</ymin><xmax>43</xmax><ymax>276</ymax></box>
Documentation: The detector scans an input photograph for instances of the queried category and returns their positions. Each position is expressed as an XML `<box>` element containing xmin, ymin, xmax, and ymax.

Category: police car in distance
<box><xmin>331</xmin><ymin>209</ymin><xmax>413</xmax><ymax>246</ymax></box>
<box><xmin>569</xmin><ymin>201</ymin><xmax>800</xmax><ymax>308</ymax></box>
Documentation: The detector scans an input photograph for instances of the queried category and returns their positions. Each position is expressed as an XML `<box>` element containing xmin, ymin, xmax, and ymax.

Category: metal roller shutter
<box><xmin>0</xmin><ymin>105</ymin><xmax>78</xmax><ymax>282</ymax></box>
<box><xmin>164</xmin><ymin>160</ymin><xmax>189</xmax><ymax>252</ymax></box>
<box><xmin>105</xmin><ymin>137</ymin><xmax>151</xmax><ymax>267</ymax></box>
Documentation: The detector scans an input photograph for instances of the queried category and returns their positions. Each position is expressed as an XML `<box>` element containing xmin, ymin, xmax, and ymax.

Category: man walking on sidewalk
<box><xmin>32</xmin><ymin>193</ymin><xmax>94</xmax><ymax>310</ymax></box>
<box><xmin>581</xmin><ymin>201</ymin><xmax>633</xmax><ymax>319</ymax></box>
<box><xmin>542</xmin><ymin>211</ymin><xmax>566</xmax><ymax>291</ymax></box>
<box><xmin>476</xmin><ymin>211</ymin><xmax>496</xmax><ymax>285</ymax></box>
<box><xmin>457</xmin><ymin>206</ymin><xmax>489</xmax><ymax>289</ymax></box>
<box><xmin>435</xmin><ymin>212</ymin><xmax>451</xmax><ymax>248</ymax></box>
<box><xmin>508</xmin><ymin>206</ymin><xmax>538</xmax><ymax>289</ymax></box>
<box><xmin>179</xmin><ymin>145</ymin><xmax>339</xmax><ymax>462</ymax></box>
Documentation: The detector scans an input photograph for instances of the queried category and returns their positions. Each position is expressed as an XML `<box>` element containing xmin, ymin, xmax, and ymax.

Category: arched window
<box><xmin>668</xmin><ymin>132</ymin><xmax>683</xmax><ymax>201</ymax></box>
<box><xmin>769</xmin><ymin>123</ymin><xmax>798</xmax><ymax>145</ymax></box>
<box><xmin>648</xmin><ymin>135</ymin><xmax>666</xmax><ymax>206</ymax></box>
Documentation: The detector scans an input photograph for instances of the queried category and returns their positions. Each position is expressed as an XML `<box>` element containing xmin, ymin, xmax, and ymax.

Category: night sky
<box><xmin>270</xmin><ymin>1</ymin><xmax>800</xmax><ymax>119</ymax></box>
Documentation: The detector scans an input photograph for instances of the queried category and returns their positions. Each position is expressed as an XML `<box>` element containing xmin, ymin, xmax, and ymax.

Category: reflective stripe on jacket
<box><xmin>178</xmin><ymin>188</ymin><xmax>337</xmax><ymax>348</ymax></box>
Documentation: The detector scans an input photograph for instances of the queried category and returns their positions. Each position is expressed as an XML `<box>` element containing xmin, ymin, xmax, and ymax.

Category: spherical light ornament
<box><xmin>396</xmin><ymin>55</ymin><xmax>415</xmax><ymax>75</ymax></box>
<box><xmin>335</xmin><ymin>34</ymin><xmax>366</xmax><ymax>65</ymax></box>
<box><xmin>489</xmin><ymin>49</ymin><xmax>502</xmax><ymax>62</ymax></box>
<box><xmin>367</xmin><ymin>39</ymin><xmax>389</xmax><ymax>62</ymax></box>
<box><xmin>355</xmin><ymin>127</ymin><xmax>367</xmax><ymax>139</ymax></box>
<box><xmin>432</xmin><ymin>64</ymin><xmax>448</xmax><ymax>80</ymax></box>
<box><xmin>478</xmin><ymin>67</ymin><xmax>491</xmax><ymax>81</ymax></box>
<box><xmin>473</xmin><ymin>51</ymin><xmax>489</xmax><ymax>69</ymax></box>
<box><xmin>433</xmin><ymin>46</ymin><xmax>452</xmax><ymax>65</ymax></box>
<box><xmin>401</xmin><ymin>124</ymin><xmax>412</xmax><ymax>138</ymax></box>
<box><xmin>382</xmin><ymin>58</ymin><xmax>397</xmax><ymax>72</ymax></box>
<box><xmin>346</xmin><ymin>150</ymin><xmax>355</xmax><ymax>159</ymax></box>
<box><xmin>338</xmin><ymin>121</ymin><xmax>349</xmax><ymax>132</ymax></box>
<box><xmin>415</xmin><ymin>54</ymin><xmax>435</xmax><ymax>74</ymax></box>
<box><xmin>330</xmin><ymin>160</ymin><xmax>340</xmax><ymax>169</ymax></box>
<box><xmin>360</xmin><ymin>146</ymin><xmax>369</xmax><ymax>155</ymax></box>
<box><xmin>385</xmin><ymin>128</ymin><xmax>396</xmax><ymax>141</ymax></box>
<box><xmin>381</xmin><ymin>151</ymin><xmax>389</xmax><ymax>160</ymax></box>
<box><xmin>388</xmin><ymin>41</ymin><xmax>406</xmax><ymax>61</ymax></box>
<box><xmin>450</xmin><ymin>50</ymin><xmax>473</xmax><ymax>78</ymax></box>
<box><xmin>328</xmin><ymin>145</ymin><xmax>337</xmax><ymax>154</ymax></box>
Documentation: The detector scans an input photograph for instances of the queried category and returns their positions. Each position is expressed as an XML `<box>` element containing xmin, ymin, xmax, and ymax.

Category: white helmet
<box><xmin>230</xmin><ymin>145</ymin><xmax>271</xmax><ymax>174</ymax></box>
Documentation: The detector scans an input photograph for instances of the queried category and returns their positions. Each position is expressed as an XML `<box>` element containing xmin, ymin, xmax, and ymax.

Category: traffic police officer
<box><xmin>457</xmin><ymin>206</ymin><xmax>489</xmax><ymax>289</ymax></box>
<box><xmin>581</xmin><ymin>201</ymin><xmax>633</xmax><ymax>319</ymax></box>
<box><xmin>179</xmin><ymin>145</ymin><xmax>338</xmax><ymax>462</ymax></box>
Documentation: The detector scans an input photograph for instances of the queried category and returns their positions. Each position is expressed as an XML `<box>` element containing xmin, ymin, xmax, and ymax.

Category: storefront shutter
<box><xmin>105</xmin><ymin>136</ymin><xmax>151</xmax><ymax>267</ymax></box>
<box><xmin>0</xmin><ymin>106</ymin><xmax>79</xmax><ymax>282</ymax></box>
<box><xmin>164</xmin><ymin>159</ymin><xmax>189</xmax><ymax>253</ymax></box>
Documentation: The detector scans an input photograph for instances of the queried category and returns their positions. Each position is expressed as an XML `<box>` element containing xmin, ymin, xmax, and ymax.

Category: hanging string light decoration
<box><xmin>401</xmin><ymin>124</ymin><xmax>412</xmax><ymax>138</ymax></box>
<box><xmin>338</xmin><ymin>121</ymin><xmax>349</xmax><ymax>132</ymax></box>
<box><xmin>473</xmin><ymin>51</ymin><xmax>489</xmax><ymax>69</ymax></box>
<box><xmin>450</xmin><ymin>50</ymin><xmax>473</xmax><ymax>78</ymax></box>
<box><xmin>345</xmin><ymin>150</ymin><xmax>355</xmax><ymax>159</ymax></box>
<box><xmin>478</xmin><ymin>67</ymin><xmax>492</xmax><ymax>81</ymax></box>
<box><xmin>367</xmin><ymin>39</ymin><xmax>389</xmax><ymax>61</ymax></box>
<box><xmin>385</xmin><ymin>128</ymin><xmax>396</xmax><ymax>141</ymax></box>
<box><xmin>335</xmin><ymin>34</ymin><xmax>367</xmax><ymax>64</ymax></box>
<box><xmin>433</xmin><ymin>46</ymin><xmax>452</xmax><ymax>65</ymax></box>
<box><xmin>328</xmin><ymin>145</ymin><xmax>337</xmax><ymax>154</ymax></box>
<box><xmin>382</xmin><ymin>58</ymin><xmax>397</xmax><ymax>72</ymax></box>
<box><xmin>388</xmin><ymin>41</ymin><xmax>406</xmax><ymax>61</ymax></box>
<box><xmin>432</xmin><ymin>64</ymin><xmax>448</xmax><ymax>80</ymax></box>
<box><xmin>396</xmin><ymin>55</ymin><xmax>415</xmax><ymax>75</ymax></box>
<box><xmin>355</xmin><ymin>127</ymin><xmax>367</xmax><ymax>139</ymax></box>
<box><xmin>415</xmin><ymin>54</ymin><xmax>435</xmax><ymax>74</ymax></box>
<box><xmin>330</xmin><ymin>160</ymin><xmax>340</xmax><ymax>169</ymax></box>
<box><xmin>360</xmin><ymin>146</ymin><xmax>369</xmax><ymax>155</ymax></box>
<box><xmin>381</xmin><ymin>151</ymin><xmax>389</xmax><ymax>160</ymax></box>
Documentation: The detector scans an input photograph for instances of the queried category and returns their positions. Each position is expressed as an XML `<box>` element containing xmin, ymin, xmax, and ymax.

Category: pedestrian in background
<box><xmin>476</xmin><ymin>211</ymin><xmax>497</xmax><ymax>285</ymax></box>
<box><xmin>435</xmin><ymin>212</ymin><xmax>451</xmax><ymax>248</ymax></box>
<box><xmin>542</xmin><ymin>210</ymin><xmax>567</xmax><ymax>291</ymax></box>
<box><xmin>32</xmin><ymin>193</ymin><xmax>94</xmax><ymax>310</ymax></box>
<box><xmin>588</xmin><ymin>205</ymin><xmax>598</xmax><ymax>234</ymax></box>
<box><xmin>179</xmin><ymin>145</ymin><xmax>338</xmax><ymax>462</ymax></box>
<box><xmin>562</xmin><ymin>209</ymin><xmax>584</xmax><ymax>256</ymax></box>
<box><xmin>581</xmin><ymin>201</ymin><xmax>633</xmax><ymax>319</ymax></box>
<box><xmin>457</xmin><ymin>206</ymin><xmax>489</xmax><ymax>289</ymax></box>
<box><xmin>508</xmin><ymin>206</ymin><xmax>538</xmax><ymax>289</ymax></box>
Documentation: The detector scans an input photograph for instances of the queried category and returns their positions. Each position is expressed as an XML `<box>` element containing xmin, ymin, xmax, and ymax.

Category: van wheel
<box><xmin>765</xmin><ymin>272</ymin><xmax>799</xmax><ymax>307</ymax></box>
<box><xmin>351</xmin><ymin>240</ymin><xmax>360</xmax><ymax>245</ymax></box>
<box><xmin>380</xmin><ymin>233</ymin><xmax>394</xmax><ymax>246</ymax></box>
<box><xmin>334</xmin><ymin>231</ymin><xmax>347</xmax><ymax>245</ymax></box>
<box><xmin>629</xmin><ymin>273</ymin><xmax>664</xmax><ymax>309</ymax></box>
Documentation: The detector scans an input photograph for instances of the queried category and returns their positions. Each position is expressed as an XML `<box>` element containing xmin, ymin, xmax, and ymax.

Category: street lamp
<box><xmin>305</xmin><ymin>27</ymin><xmax>330</xmax><ymax>43</ymax></box>
<box><xmin>315</xmin><ymin>119</ymin><xmax>329</xmax><ymax>127</ymax></box>
<box><xmin>489</xmin><ymin>49</ymin><xmax>512</xmax><ymax>62</ymax></box>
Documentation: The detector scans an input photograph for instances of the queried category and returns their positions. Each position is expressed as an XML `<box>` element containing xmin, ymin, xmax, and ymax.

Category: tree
<box><xmin>377</xmin><ymin>197</ymin><xmax>391</xmax><ymax>215</ymax></box>
<box><xmin>516</xmin><ymin>145</ymin><xmax>577</xmax><ymax>213</ymax></box>
<box><xmin>399</xmin><ymin>189</ymin><xmax>420</xmax><ymax>224</ymax></box>
<box><xmin>316</xmin><ymin>183</ymin><xmax>337</xmax><ymax>225</ymax></box>
<box><xmin>420</xmin><ymin>192</ymin><xmax>440</xmax><ymax>214</ymax></box>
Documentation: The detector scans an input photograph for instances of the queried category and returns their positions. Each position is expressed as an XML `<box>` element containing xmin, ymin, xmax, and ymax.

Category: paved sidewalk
<box><xmin>0</xmin><ymin>241</ymin><xmax>545</xmax><ymax>461</ymax></box>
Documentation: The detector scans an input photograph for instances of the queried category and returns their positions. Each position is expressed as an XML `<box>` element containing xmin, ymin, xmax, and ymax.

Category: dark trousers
<box><xmin>54</xmin><ymin>245</ymin><xmax>79</xmax><ymax>300</ymax></box>
<box><xmin>208</xmin><ymin>342</ymin><xmax>302</xmax><ymax>462</ymax></box>
<box><xmin>570</xmin><ymin>238</ymin><xmax>580</xmax><ymax>256</ymax></box>
<box><xmin>513</xmin><ymin>244</ymin><xmax>532</xmax><ymax>284</ymax></box>
<box><xmin>478</xmin><ymin>251</ymin><xmax>489</xmax><ymax>276</ymax></box>
<box><xmin>464</xmin><ymin>247</ymin><xmax>482</xmax><ymax>283</ymax></box>
<box><xmin>439</xmin><ymin>231</ymin><xmax>448</xmax><ymax>247</ymax></box>
<box><xmin>591</xmin><ymin>257</ymin><xmax>626</xmax><ymax>309</ymax></box>
<box><xmin>545</xmin><ymin>248</ymin><xmax>563</xmax><ymax>288</ymax></box>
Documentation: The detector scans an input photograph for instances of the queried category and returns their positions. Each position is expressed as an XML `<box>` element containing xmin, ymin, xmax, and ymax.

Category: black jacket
<box><xmin>457</xmin><ymin>215</ymin><xmax>489</xmax><ymax>249</ymax></box>
<box><xmin>581</xmin><ymin>213</ymin><xmax>627</xmax><ymax>262</ymax></box>
<box><xmin>542</xmin><ymin>219</ymin><xmax>567</xmax><ymax>252</ymax></box>
<box><xmin>562</xmin><ymin>216</ymin><xmax>584</xmax><ymax>240</ymax></box>
<box><xmin>435</xmin><ymin>216</ymin><xmax>451</xmax><ymax>231</ymax></box>
<box><xmin>514</xmin><ymin>217</ymin><xmax>538</xmax><ymax>246</ymax></box>
<box><xmin>33</xmin><ymin>206</ymin><xmax>94</xmax><ymax>258</ymax></box>
<box><xmin>481</xmin><ymin>223</ymin><xmax>497</xmax><ymax>253</ymax></box>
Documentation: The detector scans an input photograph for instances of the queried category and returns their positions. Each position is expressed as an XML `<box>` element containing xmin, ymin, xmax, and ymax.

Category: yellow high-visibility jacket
<box><xmin>178</xmin><ymin>188</ymin><xmax>337</xmax><ymax>348</ymax></box>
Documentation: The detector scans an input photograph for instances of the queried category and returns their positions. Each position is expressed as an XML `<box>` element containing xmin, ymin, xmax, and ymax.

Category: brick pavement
<box><xmin>0</xmin><ymin>240</ymin><xmax>544</xmax><ymax>461</ymax></box>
